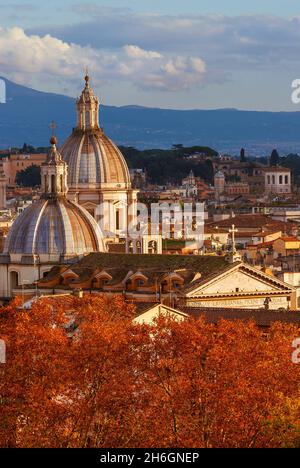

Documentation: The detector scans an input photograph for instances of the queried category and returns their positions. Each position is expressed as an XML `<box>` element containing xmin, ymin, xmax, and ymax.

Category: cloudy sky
<box><xmin>1</xmin><ymin>0</ymin><xmax>300</xmax><ymax>110</ymax></box>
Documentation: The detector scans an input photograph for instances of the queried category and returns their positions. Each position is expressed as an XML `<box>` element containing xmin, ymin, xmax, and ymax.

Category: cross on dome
<box><xmin>49</xmin><ymin>120</ymin><xmax>57</xmax><ymax>136</ymax></box>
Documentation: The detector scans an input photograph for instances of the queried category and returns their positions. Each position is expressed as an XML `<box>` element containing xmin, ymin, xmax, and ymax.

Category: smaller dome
<box><xmin>4</xmin><ymin>196</ymin><xmax>105</xmax><ymax>258</ymax></box>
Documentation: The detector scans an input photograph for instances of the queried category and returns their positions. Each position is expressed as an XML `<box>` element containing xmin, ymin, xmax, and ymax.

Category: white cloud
<box><xmin>0</xmin><ymin>27</ymin><xmax>207</xmax><ymax>92</ymax></box>
<box><xmin>123</xmin><ymin>45</ymin><xmax>163</xmax><ymax>60</ymax></box>
<box><xmin>34</xmin><ymin>10</ymin><xmax>300</xmax><ymax>71</ymax></box>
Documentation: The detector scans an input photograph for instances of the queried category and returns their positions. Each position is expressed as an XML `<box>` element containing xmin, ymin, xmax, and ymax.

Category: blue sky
<box><xmin>1</xmin><ymin>1</ymin><xmax>300</xmax><ymax>111</ymax></box>
<box><xmin>3</xmin><ymin>0</ymin><xmax>300</xmax><ymax>20</ymax></box>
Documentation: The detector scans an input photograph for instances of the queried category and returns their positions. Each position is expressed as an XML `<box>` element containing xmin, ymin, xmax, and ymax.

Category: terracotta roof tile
<box><xmin>179</xmin><ymin>306</ymin><xmax>300</xmax><ymax>327</ymax></box>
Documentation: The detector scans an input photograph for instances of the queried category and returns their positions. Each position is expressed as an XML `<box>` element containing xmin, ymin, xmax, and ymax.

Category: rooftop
<box><xmin>179</xmin><ymin>306</ymin><xmax>300</xmax><ymax>328</ymax></box>
<box><xmin>208</xmin><ymin>214</ymin><xmax>296</xmax><ymax>231</ymax></box>
<box><xmin>72</xmin><ymin>252</ymin><xmax>228</xmax><ymax>273</ymax></box>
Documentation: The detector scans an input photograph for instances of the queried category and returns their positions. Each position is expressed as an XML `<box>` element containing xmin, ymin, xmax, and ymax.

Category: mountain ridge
<box><xmin>1</xmin><ymin>78</ymin><xmax>300</xmax><ymax>155</ymax></box>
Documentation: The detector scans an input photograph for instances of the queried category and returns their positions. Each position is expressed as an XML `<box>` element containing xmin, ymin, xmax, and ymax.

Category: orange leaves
<box><xmin>1</xmin><ymin>295</ymin><xmax>300</xmax><ymax>448</ymax></box>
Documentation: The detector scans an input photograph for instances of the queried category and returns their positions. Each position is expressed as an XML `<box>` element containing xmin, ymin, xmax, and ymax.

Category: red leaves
<box><xmin>0</xmin><ymin>295</ymin><xmax>300</xmax><ymax>448</ymax></box>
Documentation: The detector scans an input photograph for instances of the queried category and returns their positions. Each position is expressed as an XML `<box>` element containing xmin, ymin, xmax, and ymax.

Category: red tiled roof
<box><xmin>277</xmin><ymin>237</ymin><xmax>299</xmax><ymax>243</ymax></box>
<box><xmin>179</xmin><ymin>307</ymin><xmax>300</xmax><ymax>327</ymax></box>
<box><xmin>262</xmin><ymin>166</ymin><xmax>291</xmax><ymax>173</ymax></box>
<box><xmin>207</xmin><ymin>214</ymin><xmax>296</xmax><ymax>231</ymax></box>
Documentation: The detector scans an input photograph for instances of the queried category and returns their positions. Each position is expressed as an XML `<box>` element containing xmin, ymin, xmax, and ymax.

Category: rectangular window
<box><xmin>116</xmin><ymin>209</ymin><xmax>120</xmax><ymax>231</ymax></box>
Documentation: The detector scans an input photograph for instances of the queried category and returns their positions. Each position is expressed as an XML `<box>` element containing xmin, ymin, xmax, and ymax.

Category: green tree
<box><xmin>270</xmin><ymin>149</ymin><xmax>280</xmax><ymax>167</ymax></box>
<box><xmin>16</xmin><ymin>165</ymin><xmax>41</xmax><ymax>187</ymax></box>
<box><xmin>240</xmin><ymin>148</ymin><xmax>246</xmax><ymax>162</ymax></box>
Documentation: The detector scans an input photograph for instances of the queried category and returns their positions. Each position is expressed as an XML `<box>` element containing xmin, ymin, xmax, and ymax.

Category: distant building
<box><xmin>213</xmin><ymin>159</ymin><xmax>265</xmax><ymax>194</ymax></box>
<box><xmin>130</xmin><ymin>169</ymin><xmax>146</xmax><ymax>189</ymax></box>
<box><xmin>214</xmin><ymin>171</ymin><xmax>225</xmax><ymax>199</ymax></box>
<box><xmin>0</xmin><ymin>153</ymin><xmax>47</xmax><ymax>184</ymax></box>
<box><xmin>181</xmin><ymin>170</ymin><xmax>198</xmax><ymax>197</ymax></box>
<box><xmin>224</xmin><ymin>182</ymin><xmax>250</xmax><ymax>196</ymax></box>
<box><xmin>207</xmin><ymin>214</ymin><xmax>298</xmax><ymax>238</ymax></box>
<box><xmin>273</xmin><ymin>237</ymin><xmax>300</xmax><ymax>257</ymax></box>
<box><xmin>181</xmin><ymin>170</ymin><xmax>211</xmax><ymax>199</ymax></box>
<box><xmin>214</xmin><ymin>171</ymin><xmax>249</xmax><ymax>199</ymax></box>
<box><xmin>264</xmin><ymin>167</ymin><xmax>291</xmax><ymax>195</ymax></box>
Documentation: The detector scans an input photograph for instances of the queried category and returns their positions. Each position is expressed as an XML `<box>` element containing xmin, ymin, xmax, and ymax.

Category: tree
<box><xmin>1</xmin><ymin>295</ymin><xmax>300</xmax><ymax>448</ymax></box>
<box><xmin>240</xmin><ymin>148</ymin><xmax>246</xmax><ymax>162</ymax></box>
<box><xmin>21</xmin><ymin>143</ymin><xmax>35</xmax><ymax>154</ymax></box>
<box><xmin>15</xmin><ymin>165</ymin><xmax>41</xmax><ymax>187</ymax></box>
<box><xmin>270</xmin><ymin>149</ymin><xmax>280</xmax><ymax>167</ymax></box>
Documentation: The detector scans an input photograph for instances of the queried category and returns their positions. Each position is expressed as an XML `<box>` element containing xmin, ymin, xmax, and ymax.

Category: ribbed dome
<box><xmin>60</xmin><ymin>75</ymin><xmax>131</xmax><ymax>189</ymax></box>
<box><xmin>4</xmin><ymin>197</ymin><xmax>105</xmax><ymax>257</ymax></box>
<box><xmin>60</xmin><ymin>128</ymin><xmax>131</xmax><ymax>187</ymax></box>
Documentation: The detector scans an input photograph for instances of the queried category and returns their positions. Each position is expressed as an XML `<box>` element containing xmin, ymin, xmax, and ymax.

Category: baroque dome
<box><xmin>4</xmin><ymin>136</ymin><xmax>105</xmax><ymax>258</ymax></box>
<box><xmin>60</xmin><ymin>128</ymin><xmax>131</xmax><ymax>187</ymax></box>
<box><xmin>4</xmin><ymin>198</ymin><xmax>104</xmax><ymax>257</ymax></box>
<box><xmin>60</xmin><ymin>75</ymin><xmax>131</xmax><ymax>188</ymax></box>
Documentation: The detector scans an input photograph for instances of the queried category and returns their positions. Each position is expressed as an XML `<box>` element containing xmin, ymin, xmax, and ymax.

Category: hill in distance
<box><xmin>1</xmin><ymin>77</ymin><xmax>300</xmax><ymax>156</ymax></box>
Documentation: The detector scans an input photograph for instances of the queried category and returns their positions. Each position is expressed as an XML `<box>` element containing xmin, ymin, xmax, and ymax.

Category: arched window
<box><xmin>279</xmin><ymin>175</ymin><xmax>283</xmax><ymax>184</ymax></box>
<box><xmin>116</xmin><ymin>209</ymin><xmax>120</xmax><ymax>231</ymax></box>
<box><xmin>128</xmin><ymin>240</ymin><xmax>134</xmax><ymax>254</ymax></box>
<box><xmin>136</xmin><ymin>240</ymin><xmax>142</xmax><ymax>254</ymax></box>
<box><xmin>148</xmin><ymin>241</ymin><xmax>158</xmax><ymax>254</ymax></box>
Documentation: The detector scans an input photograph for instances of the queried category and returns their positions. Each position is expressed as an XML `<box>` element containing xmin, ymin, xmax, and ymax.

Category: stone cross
<box><xmin>49</xmin><ymin>120</ymin><xmax>57</xmax><ymax>136</ymax></box>
<box><xmin>229</xmin><ymin>224</ymin><xmax>238</xmax><ymax>253</ymax></box>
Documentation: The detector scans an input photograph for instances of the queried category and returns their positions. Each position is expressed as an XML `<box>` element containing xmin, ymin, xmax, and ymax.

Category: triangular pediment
<box><xmin>186</xmin><ymin>263</ymin><xmax>294</xmax><ymax>297</ymax></box>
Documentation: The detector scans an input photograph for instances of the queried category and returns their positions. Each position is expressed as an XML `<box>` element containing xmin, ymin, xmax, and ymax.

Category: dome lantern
<box><xmin>76</xmin><ymin>73</ymin><xmax>100</xmax><ymax>130</ymax></box>
<box><xmin>41</xmin><ymin>135</ymin><xmax>69</xmax><ymax>199</ymax></box>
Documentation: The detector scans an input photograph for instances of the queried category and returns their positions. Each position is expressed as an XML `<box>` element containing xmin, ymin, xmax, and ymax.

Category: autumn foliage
<box><xmin>0</xmin><ymin>294</ymin><xmax>300</xmax><ymax>448</ymax></box>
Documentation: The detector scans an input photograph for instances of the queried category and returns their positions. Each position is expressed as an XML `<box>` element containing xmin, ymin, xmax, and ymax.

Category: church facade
<box><xmin>184</xmin><ymin>261</ymin><xmax>297</xmax><ymax>310</ymax></box>
<box><xmin>13</xmin><ymin>253</ymin><xmax>298</xmax><ymax>310</ymax></box>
